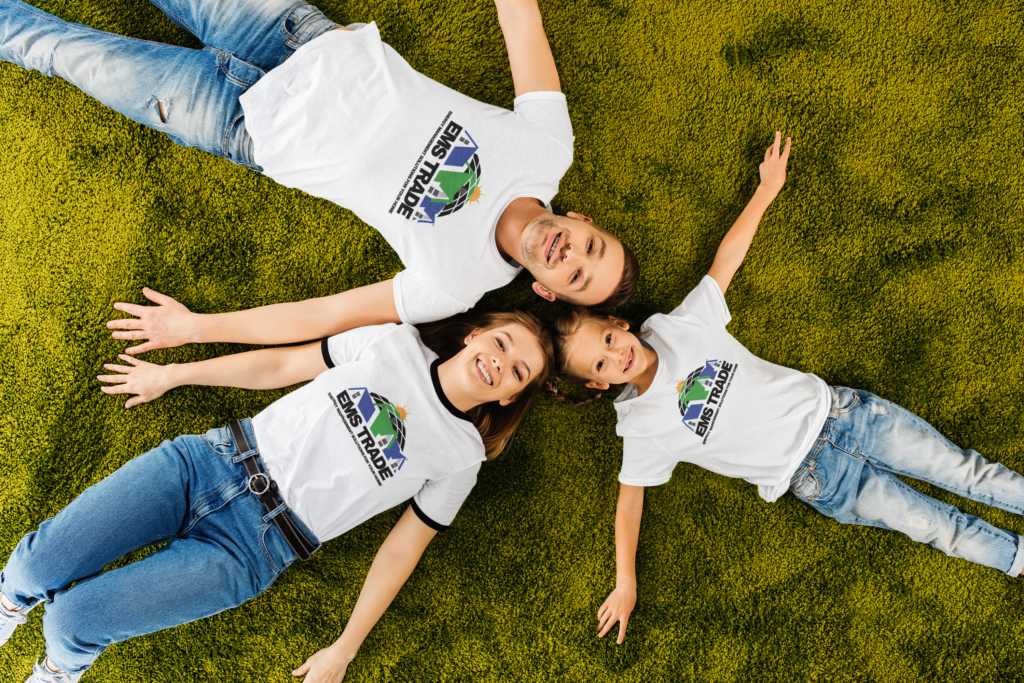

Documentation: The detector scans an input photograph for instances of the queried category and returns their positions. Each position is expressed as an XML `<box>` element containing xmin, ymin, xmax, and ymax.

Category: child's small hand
<box><xmin>97</xmin><ymin>354</ymin><xmax>174</xmax><ymax>408</ymax></box>
<box><xmin>597</xmin><ymin>579</ymin><xmax>637</xmax><ymax>644</ymax></box>
<box><xmin>758</xmin><ymin>130</ymin><xmax>792</xmax><ymax>200</ymax></box>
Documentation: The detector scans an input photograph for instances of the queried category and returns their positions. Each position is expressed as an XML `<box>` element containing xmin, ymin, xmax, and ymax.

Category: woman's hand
<box><xmin>597</xmin><ymin>578</ymin><xmax>637</xmax><ymax>644</ymax></box>
<box><xmin>97</xmin><ymin>354</ymin><xmax>175</xmax><ymax>408</ymax></box>
<box><xmin>757</xmin><ymin>130</ymin><xmax>792</xmax><ymax>200</ymax></box>
<box><xmin>292</xmin><ymin>646</ymin><xmax>355</xmax><ymax>683</ymax></box>
<box><xmin>106</xmin><ymin>287</ymin><xmax>198</xmax><ymax>355</ymax></box>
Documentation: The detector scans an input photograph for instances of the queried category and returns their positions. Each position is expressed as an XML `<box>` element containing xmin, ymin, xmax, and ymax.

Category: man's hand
<box><xmin>292</xmin><ymin>646</ymin><xmax>355</xmax><ymax>683</ymax></box>
<box><xmin>597</xmin><ymin>578</ymin><xmax>637</xmax><ymax>645</ymax></box>
<box><xmin>758</xmin><ymin>130</ymin><xmax>791</xmax><ymax>200</ymax></box>
<box><xmin>107</xmin><ymin>287</ymin><xmax>197</xmax><ymax>355</ymax></box>
<box><xmin>97</xmin><ymin>354</ymin><xmax>175</xmax><ymax>408</ymax></box>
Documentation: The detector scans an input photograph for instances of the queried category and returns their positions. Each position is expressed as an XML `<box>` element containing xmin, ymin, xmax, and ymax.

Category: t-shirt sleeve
<box><xmin>513</xmin><ymin>92</ymin><xmax>575</xmax><ymax>155</ymax></box>
<box><xmin>667</xmin><ymin>275</ymin><xmax>731</xmax><ymax>328</ymax></box>
<box><xmin>321</xmin><ymin>323</ymin><xmax>399</xmax><ymax>368</ymax></box>
<box><xmin>618</xmin><ymin>437</ymin><xmax>676</xmax><ymax>487</ymax></box>
<box><xmin>393</xmin><ymin>270</ymin><xmax>473</xmax><ymax>325</ymax></box>
<box><xmin>410</xmin><ymin>462</ymin><xmax>481</xmax><ymax>531</ymax></box>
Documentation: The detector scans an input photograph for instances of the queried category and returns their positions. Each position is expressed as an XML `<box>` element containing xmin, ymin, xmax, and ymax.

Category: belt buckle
<box><xmin>248</xmin><ymin>472</ymin><xmax>271</xmax><ymax>496</ymax></box>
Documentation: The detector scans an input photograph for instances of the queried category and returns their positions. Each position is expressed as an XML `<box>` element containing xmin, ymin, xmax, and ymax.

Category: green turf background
<box><xmin>2</xmin><ymin>0</ymin><xmax>1024</xmax><ymax>680</ymax></box>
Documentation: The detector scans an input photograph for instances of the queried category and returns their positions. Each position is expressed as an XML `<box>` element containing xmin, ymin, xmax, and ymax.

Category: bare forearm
<box><xmin>192</xmin><ymin>280</ymin><xmax>400</xmax><ymax>345</ymax></box>
<box><xmin>494</xmin><ymin>0</ymin><xmax>560</xmax><ymax>96</ymax></box>
<box><xmin>167</xmin><ymin>344</ymin><xmax>321</xmax><ymax>391</ymax></box>
<box><xmin>614</xmin><ymin>485</ymin><xmax>644</xmax><ymax>585</ymax></box>
<box><xmin>709</xmin><ymin>187</ymin><xmax>774</xmax><ymax>289</ymax></box>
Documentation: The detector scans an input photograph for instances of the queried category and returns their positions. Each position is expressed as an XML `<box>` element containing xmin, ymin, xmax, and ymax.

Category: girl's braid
<box><xmin>544</xmin><ymin>379</ymin><xmax>604</xmax><ymax>408</ymax></box>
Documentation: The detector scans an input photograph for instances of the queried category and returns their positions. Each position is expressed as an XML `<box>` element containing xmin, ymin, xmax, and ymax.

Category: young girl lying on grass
<box><xmin>549</xmin><ymin>132</ymin><xmax>1024</xmax><ymax>644</ymax></box>
<box><xmin>0</xmin><ymin>313</ymin><xmax>551</xmax><ymax>683</ymax></box>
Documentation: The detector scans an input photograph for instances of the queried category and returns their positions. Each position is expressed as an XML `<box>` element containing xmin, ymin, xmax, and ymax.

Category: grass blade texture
<box><xmin>2</xmin><ymin>0</ymin><xmax>1023</xmax><ymax>681</ymax></box>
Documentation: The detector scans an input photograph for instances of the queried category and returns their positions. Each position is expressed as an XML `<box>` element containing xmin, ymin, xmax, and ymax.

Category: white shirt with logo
<box><xmin>239</xmin><ymin>23</ymin><xmax>575</xmax><ymax>324</ymax></box>
<box><xmin>614</xmin><ymin>276</ymin><xmax>831</xmax><ymax>502</ymax></box>
<box><xmin>251</xmin><ymin>324</ymin><xmax>485</xmax><ymax>541</ymax></box>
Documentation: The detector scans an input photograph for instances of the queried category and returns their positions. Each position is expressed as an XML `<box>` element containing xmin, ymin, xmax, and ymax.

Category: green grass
<box><xmin>2</xmin><ymin>0</ymin><xmax>1024</xmax><ymax>680</ymax></box>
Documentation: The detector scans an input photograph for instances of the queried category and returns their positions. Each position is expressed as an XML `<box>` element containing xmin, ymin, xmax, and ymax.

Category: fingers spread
<box><xmin>113</xmin><ymin>302</ymin><xmax>148</xmax><ymax>317</ymax></box>
<box><xmin>100</xmin><ymin>385</ymin><xmax>129</xmax><ymax>394</ymax></box>
<box><xmin>782</xmin><ymin>137</ymin><xmax>792</xmax><ymax>160</ymax></box>
<box><xmin>773</xmin><ymin>130</ymin><xmax>781</xmax><ymax>156</ymax></box>
<box><xmin>292</xmin><ymin>661</ymin><xmax>311</xmax><ymax>677</ymax></box>
<box><xmin>617</xmin><ymin>616</ymin><xmax>630</xmax><ymax>644</ymax></box>
<box><xmin>126</xmin><ymin>342</ymin><xmax>159</xmax><ymax>355</ymax></box>
<box><xmin>764</xmin><ymin>145</ymin><xmax>772</xmax><ymax>163</ymax></box>
<box><xmin>143</xmin><ymin>287</ymin><xmax>173</xmax><ymax>305</ymax></box>
<box><xmin>118</xmin><ymin>354</ymin><xmax>142</xmax><ymax>365</ymax></box>
<box><xmin>97</xmin><ymin>374</ymin><xmax>129</xmax><ymax>385</ymax></box>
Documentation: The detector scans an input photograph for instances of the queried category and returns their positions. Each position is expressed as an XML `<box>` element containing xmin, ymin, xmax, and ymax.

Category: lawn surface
<box><xmin>2</xmin><ymin>0</ymin><xmax>1024</xmax><ymax>681</ymax></box>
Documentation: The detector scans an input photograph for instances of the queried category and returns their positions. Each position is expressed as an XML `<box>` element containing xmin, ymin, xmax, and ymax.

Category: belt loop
<box><xmin>263</xmin><ymin>502</ymin><xmax>288</xmax><ymax>523</ymax></box>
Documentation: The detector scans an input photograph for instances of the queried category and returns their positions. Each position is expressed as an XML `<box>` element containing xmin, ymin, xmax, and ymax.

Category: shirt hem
<box><xmin>758</xmin><ymin>376</ymin><xmax>832</xmax><ymax>503</ymax></box>
<box><xmin>410</xmin><ymin>499</ymin><xmax>449</xmax><ymax>531</ymax></box>
<box><xmin>618</xmin><ymin>474</ymin><xmax>672</xmax><ymax>487</ymax></box>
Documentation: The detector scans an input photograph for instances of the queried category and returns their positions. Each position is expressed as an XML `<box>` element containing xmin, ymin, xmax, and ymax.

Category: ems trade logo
<box><xmin>676</xmin><ymin>360</ymin><xmax>737</xmax><ymax>442</ymax></box>
<box><xmin>390</xmin><ymin>111</ymin><xmax>483</xmax><ymax>224</ymax></box>
<box><xmin>331</xmin><ymin>387</ymin><xmax>410</xmax><ymax>485</ymax></box>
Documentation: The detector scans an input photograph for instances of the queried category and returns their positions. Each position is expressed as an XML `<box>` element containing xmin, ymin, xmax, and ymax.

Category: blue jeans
<box><xmin>0</xmin><ymin>0</ymin><xmax>338</xmax><ymax>169</ymax></box>
<box><xmin>790</xmin><ymin>387</ymin><xmax>1024</xmax><ymax>576</ymax></box>
<box><xmin>0</xmin><ymin>419</ymin><xmax>319</xmax><ymax>675</ymax></box>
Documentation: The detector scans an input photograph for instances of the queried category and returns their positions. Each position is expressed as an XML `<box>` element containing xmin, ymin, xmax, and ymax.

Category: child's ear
<box><xmin>464</xmin><ymin>327</ymin><xmax>484</xmax><ymax>345</ymax></box>
<box><xmin>585</xmin><ymin>381</ymin><xmax>610</xmax><ymax>391</ymax></box>
<box><xmin>608</xmin><ymin>316</ymin><xmax>630</xmax><ymax>331</ymax></box>
<box><xmin>499</xmin><ymin>394</ymin><xmax>518</xmax><ymax>406</ymax></box>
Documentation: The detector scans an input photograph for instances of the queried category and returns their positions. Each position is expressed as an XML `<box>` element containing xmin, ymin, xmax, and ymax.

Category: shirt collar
<box><xmin>431</xmin><ymin>358</ymin><xmax>473</xmax><ymax>423</ymax></box>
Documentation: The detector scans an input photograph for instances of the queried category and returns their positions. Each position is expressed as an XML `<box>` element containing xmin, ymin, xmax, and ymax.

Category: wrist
<box><xmin>753</xmin><ymin>184</ymin><xmax>778</xmax><ymax>205</ymax></box>
<box><xmin>615</xmin><ymin>574</ymin><xmax>637</xmax><ymax>590</ymax></box>
<box><xmin>328</xmin><ymin>637</ymin><xmax>359</xmax><ymax>663</ymax></box>
<box><xmin>186</xmin><ymin>313</ymin><xmax>208</xmax><ymax>345</ymax></box>
<box><xmin>163</xmin><ymin>363</ymin><xmax>186</xmax><ymax>391</ymax></box>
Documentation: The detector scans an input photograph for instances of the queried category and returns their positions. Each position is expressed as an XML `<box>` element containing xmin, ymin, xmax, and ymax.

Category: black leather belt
<box><xmin>228</xmin><ymin>420</ymin><xmax>317</xmax><ymax>562</ymax></box>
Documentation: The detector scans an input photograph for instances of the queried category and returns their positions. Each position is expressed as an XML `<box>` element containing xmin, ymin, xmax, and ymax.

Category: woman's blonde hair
<box><xmin>418</xmin><ymin>311</ymin><xmax>555</xmax><ymax>459</ymax></box>
<box><xmin>547</xmin><ymin>307</ymin><xmax>628</xmax><ymax>408</ymax></box>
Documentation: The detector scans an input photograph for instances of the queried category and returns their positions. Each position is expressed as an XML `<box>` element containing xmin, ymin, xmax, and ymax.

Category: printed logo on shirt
<box><xmin>676</xmin><ymin>360</ymin><xmax>737</xmax><ymax>443</ymax></box>
<box><xmin>388</xmin><ymin>111</ymin><xmax>483</xmax><ymax>224</ymax></box>
<box><xmin>330</xmin><ymin>388</ymin><xmax>410</xmax><ymax>486</ymax></box>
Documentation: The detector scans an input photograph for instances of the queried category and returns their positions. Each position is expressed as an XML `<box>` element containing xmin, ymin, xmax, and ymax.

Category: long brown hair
<box><xmin>546</xmin><ymin>307</ymin><xmax>624</xmax><ymax>408</ymax></box>
<box><xmin>418</xmin><ymin>311</ymin><xmax>555</xmax><ymax>459</ymax></box>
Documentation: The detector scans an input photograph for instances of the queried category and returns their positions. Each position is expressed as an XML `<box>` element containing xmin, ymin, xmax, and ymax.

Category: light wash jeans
<box><xmin>0</xmin><ymin>0</ymin><xmax>339</xmax><ymax>169</ymax></box>
<box><xmin>790</xmin><ymin>387</ymin><xmax>1024</xmax><ymax>576</ymax></box>
<box><xmin>0</xmin><ymin>419</ymin><xmax>320</xmax><ymax>675</ymax></box>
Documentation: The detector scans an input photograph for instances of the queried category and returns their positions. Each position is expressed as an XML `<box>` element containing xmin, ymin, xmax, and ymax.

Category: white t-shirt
<box><xmin>239</xmin><ymin>23</ymin><xmax>575</xmax><ymax>324</ymax></box>
<box><xmin>251</xmin><ymin>324</ymin><xmax>486</xmax><ymax>541</ymax></box>
<box><xmin>613</xmin><ymin>276</ymin><xmax>831</xmax><ymax>502</ymax></box>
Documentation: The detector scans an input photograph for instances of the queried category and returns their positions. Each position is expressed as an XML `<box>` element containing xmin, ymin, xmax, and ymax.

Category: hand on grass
<box><xmin>758</xmin><ymin>130</ymin><xmax>792</xmax><ymax>201</ymax></box>
<box><xmin>107</xmin><ymin>287</ymin><xmax>196</xmax><ymax>354</ymax></box>
<box><xmin>97</xmin><ymin>354</ymin><xmax>173</xmax><ymax>408</ymax></box>
<box><xmin>292</xmin><ymin>646</ymin><xmax>354</xmax><ymax>683</ymax></box>
<box><xmin>597</xmin><ymin>579</ymin><xmax>637</xmax><ymax>644</ymax></box>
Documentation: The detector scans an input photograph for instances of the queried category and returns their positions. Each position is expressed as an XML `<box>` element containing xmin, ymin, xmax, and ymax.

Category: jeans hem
<box><xmin>1006</xmin><ymin>535</ymin><xmax>1024</xmax><ymax>577</ymax></box>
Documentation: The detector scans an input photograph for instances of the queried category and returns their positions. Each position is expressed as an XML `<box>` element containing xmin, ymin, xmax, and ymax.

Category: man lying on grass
<box><xmin>0</xmin><ymin>0</ymin><xmax>639</xmax><ymax>347</ymax></box>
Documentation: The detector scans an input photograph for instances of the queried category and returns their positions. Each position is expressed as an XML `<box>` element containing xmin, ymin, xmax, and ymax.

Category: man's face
<box><xmin>519</xmin><ymin>213</ymin><xmax>625</xmax><ymax>305</ymax></box>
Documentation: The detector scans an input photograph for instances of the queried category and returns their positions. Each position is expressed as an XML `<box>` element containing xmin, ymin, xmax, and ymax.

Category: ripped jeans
<box><xmin>790</xmin><ymin>387</ymin><xmax>1024</xmax><ymax>576</ymax></box>
<box><xmin>0</xmin><ymin>0</ymin><xmax>339</xmax><ymax>170</ymax></box>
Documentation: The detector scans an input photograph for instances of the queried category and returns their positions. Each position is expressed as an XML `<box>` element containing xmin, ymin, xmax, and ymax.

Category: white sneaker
<box><xmin>0</xmin><ymin>601</ymin><xmax>29</xmax><ymax>647</ymax></box>
<box><xmin>24</xmin><ymin>659</ymin><xmax>84</xmax><ymax>683</ymax></box>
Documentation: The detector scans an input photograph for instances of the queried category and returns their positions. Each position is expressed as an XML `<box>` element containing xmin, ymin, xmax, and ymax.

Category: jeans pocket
<box><xmin>259</xmin><ymin>522</ymin><xmax>297</xmax><ymax>577</ymax></box>
<box><xmin>212</xmin><ymin>49</ymin><xmax>266</xmax><ymax>88</ymax></box>
<box><xmin>833</xmin><ymin>387</ymin><xmax>861</xmax><ymax>414</ymax></box>
<box><xmin>202</xmin><ymin>427</ymin><xmax>236</xmax><ymax>459</ymax></box>
<box><xmin>791</xmin><ymin>464</ymin><xmax>823</xmax><ymax>501</ymax></box>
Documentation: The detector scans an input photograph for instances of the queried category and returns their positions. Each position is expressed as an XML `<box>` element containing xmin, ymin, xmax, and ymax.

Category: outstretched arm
<box><xmin>291</xmin><ymin>506</ymin><xmax>438</xmax><ymax>683</ymax></box>
<box><xmin>97</xmin><ymin>341</ymin><xmax>326</xmax><ymax>407</ymax></box>
<box><xmin>597</xmin><ymin>483</ymin><xmax>645</xmax><ymax>644</ymax></box>
<box><xmin>106</xmin><ymin>279</ymin><xmax>400</xmax><ymax>355</ymax></box>
<box><xmin>494</xmin><ymin>0</ymin><xmax>561</xmax><ymax>96</ymax></box>
<box><xmin>708</xmin><ymin>131</ymin><xmax>792</xmax><ymax>295</ymax></box>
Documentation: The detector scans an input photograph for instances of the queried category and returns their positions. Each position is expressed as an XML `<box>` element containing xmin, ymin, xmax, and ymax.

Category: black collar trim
<box><xmin>431</xmin><ymin>359</ymin><xmax>472</xmax><ymax>423</ymax></box>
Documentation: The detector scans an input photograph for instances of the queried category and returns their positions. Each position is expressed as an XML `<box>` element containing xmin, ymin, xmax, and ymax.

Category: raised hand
<box><xmin>107</xmin><ymin>287</ymin><xmax>197</xmax><ymax>355</ymax></box>
<box><xmin>97</xmin><ymin>354</ymin><xmax>174</xmax><ymax>408</ymax></box>
<box><xmin>597</xmin><ymin>579</ymin><xmax>637</xmax><ymax>645</ymax></box>
<box><xmin>758</xmin><ymin>130</ymin><xmax>792</xmax><ymax>200</ymax></box>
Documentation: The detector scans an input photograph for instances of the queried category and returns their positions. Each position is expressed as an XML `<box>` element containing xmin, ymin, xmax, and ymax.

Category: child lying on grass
<box><xmin>548</xmin><ymin>132</ymin><xmax>1024</xmax><ymax>643</ymax></box>
<box><xmin>0</xmin><ymin>313</ymin><xmax>551</xmax><ymax>683</ymax></box>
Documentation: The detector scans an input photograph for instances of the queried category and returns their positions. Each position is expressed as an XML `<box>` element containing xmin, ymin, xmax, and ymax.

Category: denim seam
<box><xmin>181</xmin><ymin>480</ymin><xmax>248</xmax><ymax>535</ymax></box>
<box><xmin>863</xmin><ymin>459</ymin><xmax>1024</xmax><ymax>515</ymax></box>
<box><xmin>259</xmin><ymin>524</ymin><xmax>283</xmax><ymax>574</ymax></box>
<box><xmin>279</xmin><ymin>1</ymin><xmax>316</xmax><ymax>46</ymax></box>
<box><xmin>3</xmin><ymin>0</ymin><xmax>195</xmax><ymax>51</ymax></box>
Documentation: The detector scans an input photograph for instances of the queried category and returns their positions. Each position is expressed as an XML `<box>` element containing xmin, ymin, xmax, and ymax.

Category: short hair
<box><xmin>596</xmin><ymin>240</ymin><xmax>640</xmax><ymax>308</ymax></box>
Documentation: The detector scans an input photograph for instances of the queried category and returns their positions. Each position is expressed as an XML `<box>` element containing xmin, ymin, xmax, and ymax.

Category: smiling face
<box><xmin>519</xmin><ymin>214</ymin><xmax>626</xmax><ymax>306</ymax></box>
<box><xmin>566</xmin><ymin>319</ymin><xmax>649</xmax><ymax>389</ymax></box>
<box><xmin>457</xmin><ymin>323</ymin><xmax>548</xmax><ymax>406</ymax></box>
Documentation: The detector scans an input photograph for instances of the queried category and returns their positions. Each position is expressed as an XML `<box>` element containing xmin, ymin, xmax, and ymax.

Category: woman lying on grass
<box><xmin>0</xmin><ymin>313</ymin><xmax>552</xmax><ymax>683</ymax></box>
<box><xmin>549</xmin><ymin>132</ymin><xmax>1024</xmax><ymax>643</ymax></box>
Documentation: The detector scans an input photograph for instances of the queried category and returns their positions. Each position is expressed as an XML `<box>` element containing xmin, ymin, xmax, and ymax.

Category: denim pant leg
<box><xmin>0</xmin><ymin>0</ymin><xmax>261</xmax><ymax>168</ymax></box>
<box><xmin>0</xmin><ymin>437</ymin><xmax>197</xmax><ymax>613</ymax></box>
<box><xmin>791</xmin><ymin>387</ymin><xmax>1024</xmax><ymax>576</ymax></box>
<box><xmin>146</xmin><ymin>0</ymin><xmax>339</xmax><ymax>72</ymax></box>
